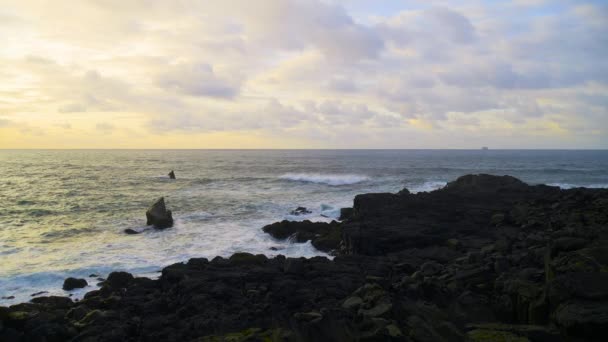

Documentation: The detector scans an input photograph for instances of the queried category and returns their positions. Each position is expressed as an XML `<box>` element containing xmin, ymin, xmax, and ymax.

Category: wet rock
<box><xmin>124</xmin><ymin>228</ymin><xmax>140</xmax><ymax>235</ymax></box>
<box><xmin>145</xmin><ymin>197</ymin><xmax>173</xmax><ymax>229</ymax></box>
<box><xmin>63</xmin><ymin>278</ymin><xmax>87</xmax><ymax>291</ymax></box>
<box><xmin>262</xmin><ymin>220</ymin><xmax>341</xmax><ymax>252</ymax></box>
<box><xmin>104</xmin><ymin>271</ymin><xmax>134</xmax><ymax>289</ymax></box>
<box><xmin>168</xmin><ymin>170</ymin><xmax>176</xmax><ymax>179</ymax></box>
<box><xmin>290</xmin><ymin>206</ymin><xmax>312</xmax><ymax>215</ymax></box>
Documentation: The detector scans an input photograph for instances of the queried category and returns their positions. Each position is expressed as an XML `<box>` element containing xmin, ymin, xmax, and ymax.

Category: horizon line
<box><xmin>1</xmin><ymin>148</ymin><xmax>607</xmax><ymax>151</ymax></box>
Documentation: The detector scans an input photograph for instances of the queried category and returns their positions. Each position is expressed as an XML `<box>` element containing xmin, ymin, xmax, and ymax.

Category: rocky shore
<box><xmin>1</xmin><ymin>174</ymin><xmax>607</xmax><ymax>341</ymax></box>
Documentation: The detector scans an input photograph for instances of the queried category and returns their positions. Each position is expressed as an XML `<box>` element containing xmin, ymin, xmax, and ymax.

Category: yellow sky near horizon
<box><xmin>0</xmin><ymin>0</ymin><xmax>606</xmax><ymax>149</ymax></box>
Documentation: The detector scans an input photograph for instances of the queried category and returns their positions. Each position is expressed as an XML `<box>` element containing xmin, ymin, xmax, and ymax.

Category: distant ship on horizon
<box><xmin>481</xmin><ymin>146</ymin><xmax>489</xmax><ymax>150</ymax></box>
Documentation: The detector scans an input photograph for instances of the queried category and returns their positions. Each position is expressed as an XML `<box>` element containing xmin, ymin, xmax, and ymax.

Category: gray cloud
<box><xmin>1</xmin><ymin>0</ymin><xmax>607</xmax><ymax>148</ymax></box>
<box><xmin>157</xmin><ymin>63</ymin><xmax>240</xmax><ymax>99</ymax></box>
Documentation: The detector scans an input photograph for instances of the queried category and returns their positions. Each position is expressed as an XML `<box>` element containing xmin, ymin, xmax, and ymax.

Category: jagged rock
<box><xmin>5</xmin><ymin>174</ymin><xmax>608</xmax><ymax>342</ymax></box>
<box><xmin>168</xmin><ymin>170</ymin><xmax>176</xmax><ymax>179</ymax></box>
<box><xmin>145</xmin><ymin>197</ymin><xmax>173</xmax><ymax>229</ymax></box>
<box><xmin>62</xmin><ymin>278</ymin><xmax>87</xmax><ymax>291</ymax></box>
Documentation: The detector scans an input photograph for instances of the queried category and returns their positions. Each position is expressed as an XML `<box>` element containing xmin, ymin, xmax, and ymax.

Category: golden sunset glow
<box><xmin>0</xmin><ymin>0</ymin><xmax>606</xmax><ymax>148</ymax></box>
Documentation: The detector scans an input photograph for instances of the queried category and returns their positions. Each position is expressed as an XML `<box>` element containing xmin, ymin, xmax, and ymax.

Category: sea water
<box><xmin>1</xmin><ymin>149</ymin><xmax>607</xmax><ymax>304</ymax></box>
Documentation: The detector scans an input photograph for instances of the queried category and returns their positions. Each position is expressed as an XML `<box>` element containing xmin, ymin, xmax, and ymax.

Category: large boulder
<box><xmin>62</xmin><ymin>277</ymin><xmax>87</xmax><ymax>291</ymax></box>
<box><xmin>146</xmin><ymin>197</ymin><xmax>173</xmax><ymax>229</ymax></box>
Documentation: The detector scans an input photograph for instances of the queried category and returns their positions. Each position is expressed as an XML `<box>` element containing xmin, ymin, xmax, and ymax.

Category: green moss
<box><xmin>198</xmin><ymin>328</ymin><xmax>289</xmax><ymax>342</ymax></box>
<box><xmin>7</xmin><ymin>311</ymin><xmax>34</xmax><ymax>321</ymax></box>
<box><xmin>75</xmin><ymin>309</ymin><xmax>103</xmax><ymax>327</ymax></box>
<box><xmin>468</xmin><ymin>329</ymin><xmax>529</xmax><ymax>342</ymax></box>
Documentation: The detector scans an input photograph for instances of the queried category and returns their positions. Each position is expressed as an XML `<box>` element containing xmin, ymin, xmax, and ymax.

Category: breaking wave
<box><xmin>279</xmin><ymin>173</ymin><xmax>369</xmax><ymax>186</ymax></box>
<box><xmin>410</xmin><ymin>181</ymin><xmax>448</xmax><ymax>193</ymax></box>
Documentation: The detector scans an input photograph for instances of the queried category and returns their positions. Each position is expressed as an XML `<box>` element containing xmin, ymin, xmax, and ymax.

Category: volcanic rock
<box><xmin>4</xmin><ymin>174</ymin><xmax>608</xmax><ymax>342</ymax></box>
<box><xmin>62</xmin><ymin>277</ymin><xmax>87</xmax><ymax>291</ymax></box>
<box><xmin>145</xmin><ymin>197</ymin><xmax>173</xmax><ymax>229</ymax></box>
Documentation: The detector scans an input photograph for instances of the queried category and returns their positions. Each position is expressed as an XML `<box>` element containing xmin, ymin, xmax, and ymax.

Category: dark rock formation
<box><xmin>339</xmin><ymin>207</ymin><xmax>354</xmax><ymax>220</ymax></box>
<box><xmin>168</xmin><ymin>170</ymin><xmax>176</xmax><ymax>179</ymax></box>
<box><xmin>146</xmin><ymin>197</ymin><xmax>173</xmax><ymax>229</ymax></box>
<box><xmin>124</xmin><ymin>228</ymin><xmax>139</xmax><ymax>235</ymax></box>
<box><xmin>62</xmin><ymin>278</ymin><xmax>87</xmax><ymax>291</ymax></box>
<box><xmin>3</xmin><ymin>174</ymin><xmax>608</xmax><ymax>341</ymax></box>
<box><xmin>290</xmin><ymin>206</ymin><xmax>312</xmax><ymax>215</ymax></box>
<box><xmin>262</xmin><ymin>220</ymin><xmax>341</xmax><ymax>253</ymax></box>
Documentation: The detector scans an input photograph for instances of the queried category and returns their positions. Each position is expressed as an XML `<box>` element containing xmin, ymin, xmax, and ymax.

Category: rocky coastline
<box><xmin>1</xmin><ymin>174</ymin><xmax>607</xmax><ymax>341</ymax></box>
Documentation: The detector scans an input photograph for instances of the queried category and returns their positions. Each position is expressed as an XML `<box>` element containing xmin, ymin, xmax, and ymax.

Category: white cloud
<box><xmin>0</xmin><ymin>0</ymin><xmax>606</xmax><ymax>148</ymax></box>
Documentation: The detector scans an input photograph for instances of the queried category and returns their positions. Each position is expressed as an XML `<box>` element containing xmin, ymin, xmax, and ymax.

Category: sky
<box><xmin>0</xmin><ymin>0</ymin><xmax>607</xmax><ymax>149</ymax></box>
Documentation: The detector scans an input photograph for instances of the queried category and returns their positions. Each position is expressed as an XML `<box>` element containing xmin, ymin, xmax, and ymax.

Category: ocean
<box><xmin>1</xmin><ymin>149</ymin><xmax>607</xmax><ymax>304</ymax></box>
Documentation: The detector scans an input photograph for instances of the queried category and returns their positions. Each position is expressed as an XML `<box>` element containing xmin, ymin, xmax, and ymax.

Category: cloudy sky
<box><xmin>0</xmin><ymin>0</ymin><xmax>606</xmax><ymax>148</ymax></box>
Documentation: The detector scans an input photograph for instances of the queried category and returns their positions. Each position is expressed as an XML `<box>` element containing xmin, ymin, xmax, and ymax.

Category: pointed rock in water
<box><xmin>63</xmin><ymin>277</ymin><xmax>87</xmax><ymax>291</ymax></box>
<box><xmin>146</xmin><ymin>197</ymin><xmax>173</xmax><ymax>229</ymax></box>
<box><xmin>168</xmin><ymin>170</ymin><xmax>176</xmax><ymax>179</ymax></box>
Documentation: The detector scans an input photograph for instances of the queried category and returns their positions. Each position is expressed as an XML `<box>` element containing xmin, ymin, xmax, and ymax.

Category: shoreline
<box><xmin>1</xmin><ymin>174</ymin><xmax>607</xmax><ymax>341</ymax></box>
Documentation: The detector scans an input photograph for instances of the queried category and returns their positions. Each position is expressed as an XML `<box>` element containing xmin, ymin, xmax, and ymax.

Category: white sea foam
<box><xmin>548</xmin><ymin>183</ymin><xmax>608</xmax><ymax>189</ymax></box>
<box><xmin>410</xmin><ymin>181</ymin><xmax>447</xmax><ymax>193</ymax></box>
<box><xmin>279</xmin><ymin>173</ymin><xmax>369</xmax><ymax>186</ymax></box>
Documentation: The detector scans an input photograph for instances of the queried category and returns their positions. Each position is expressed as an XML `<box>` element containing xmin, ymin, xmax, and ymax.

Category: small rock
<box><xmin>30</xmin><ymin>291</ymin><xmax>48</xmax><ymax>297</ymax></box>
<box><xmin>63</xmin><ymin>277</ymin><xmax>88</xmax><ymax>291</ymax></box>
<box><xmin>290</xmin><ymin>207</ymin><xmax>312</xmax><ymax>215</ymax></box>
<box><xmin>294</xmin><ymin>311</ymin><xmax>322</xmax><ymax>322</ymax></box>
<box><xmin>490</xmin><ymin>213</ymin><xmax>506</xmax><ymax>226</ymax></box>
<box><xmin>342</xmin><ymin>296</ymin><xmax>363</xmax><ymax>310</ymax></box>
<box><xmin>168</xmin><ymin>170</ymin><xmax>176</xmax><ymax>179</ymax></box>
<box><xmin>124</xmin><ymin>228</ymin><xmax>140</xmax><ymax>235</ymax></box>
<box><xmin>420</xmin><ymin>261</ymin><xmax>443</xmax><ymax>277</ymax></box>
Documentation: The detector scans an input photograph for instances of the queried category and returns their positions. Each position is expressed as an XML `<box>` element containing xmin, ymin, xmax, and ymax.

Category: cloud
<box><xmin>95</xmin><ymin>122</ymin><xmax>115</xmax><ymax>134</ymax></box>
<box><xmin>157</xmin><ymin>63</ymin><xmax>240</xmax><ymax>98</ymax></box>
<box><xmin>0</xmin><ymin>0</ymin><xmax>606</xmax><ymax>148</ymax></box>
<box><xmin>0</xmin><ymin>118</ymin><xmax>13</xmax><ymax>127</ymax></box>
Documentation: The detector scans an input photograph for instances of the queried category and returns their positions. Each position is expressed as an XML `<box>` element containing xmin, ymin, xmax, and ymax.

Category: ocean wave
<box><xmin>547</xmin><ymin>183</ymin><xmax>608</xmax><ymax>189</ymax></box>
<box><xmin>279</xmin><ymin>173</ymin><xmax>369</xmax><ymax>186</ymax></box>
<box><xmin>409</xmin><ymin>181</ymin><xmax>447</xmax><ymax>193</ymax></box>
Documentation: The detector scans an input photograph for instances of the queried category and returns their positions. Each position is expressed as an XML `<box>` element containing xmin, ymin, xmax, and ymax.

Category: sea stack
<box><xmin>168</xmin><ymin>170</ymin><xmax>176</xmax><ymax>179</ymax></box>
<box><xmin>146</xmin><ymin>197</ymin><xmax>173</xmax><ymax>229</ymax></box>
